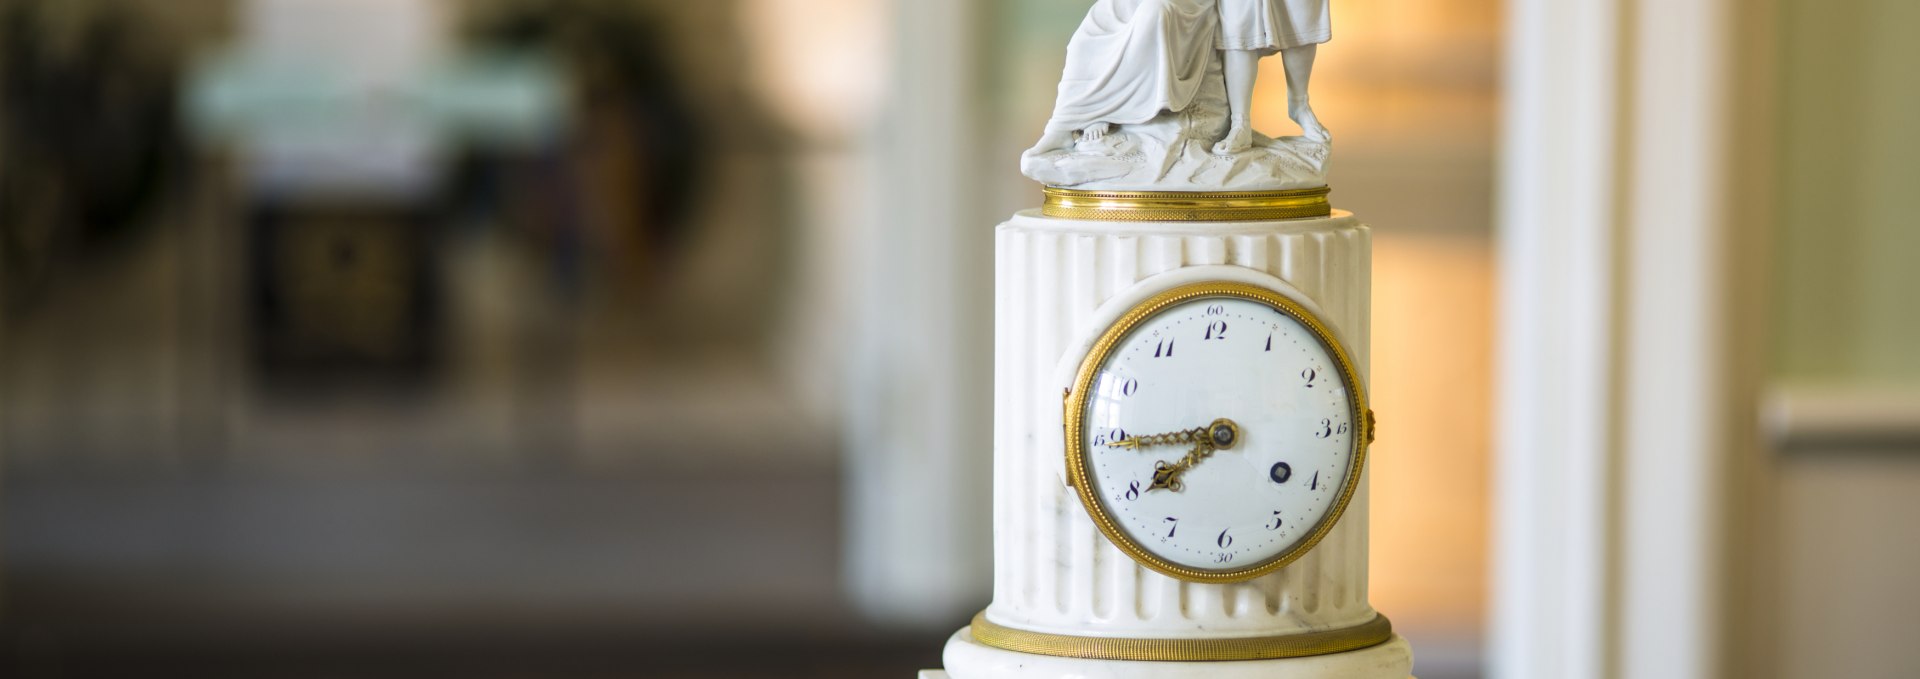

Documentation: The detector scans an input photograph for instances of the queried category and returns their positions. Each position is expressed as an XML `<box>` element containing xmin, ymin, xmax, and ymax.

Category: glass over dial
<box><xmin>1072</xmin><ymin>287</ymin><xmax>1365</xmax><ymax>578</ymax></box>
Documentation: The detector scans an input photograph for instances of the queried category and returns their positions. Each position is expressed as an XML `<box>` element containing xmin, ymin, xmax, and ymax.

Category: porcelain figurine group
<box><xmin>1022</xmin><ymin>0</ymin><xmax>1333</xmax><ymax>192</ymax></box>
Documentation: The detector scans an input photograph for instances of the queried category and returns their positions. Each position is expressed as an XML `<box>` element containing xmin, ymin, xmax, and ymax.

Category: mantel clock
<box><xmin>924</xmin><ymin>0</ymin><xmax>1415</xmax><ymax>676</ymax></box>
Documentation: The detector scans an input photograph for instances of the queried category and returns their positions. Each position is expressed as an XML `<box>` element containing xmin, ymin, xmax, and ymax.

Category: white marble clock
<box><xmin>929</xmin><ymin>1</ymin><xmax>1412</xmax><ymax>676</ymax></box>
<box><xmin>929</xmin><ymin>207</ymin><xmax>1413</xmax><ymax>679</ymax></box>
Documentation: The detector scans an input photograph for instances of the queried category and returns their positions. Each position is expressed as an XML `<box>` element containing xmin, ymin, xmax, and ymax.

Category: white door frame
<box><xmin>843</xmin><ymin>0</ymin><xmax>994</xmax><ymax>626</ymax></box>
<box><xmin>1492</xmin><ymin>0</ymin><xmax>1742</xmax><ymax>677</ymax></box>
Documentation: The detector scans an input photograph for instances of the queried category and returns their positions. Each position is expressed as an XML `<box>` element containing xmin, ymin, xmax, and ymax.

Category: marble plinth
<box><xmin>937</xmin><ymin>628</ymin><xmax>1413</xmax><ymax>679</ymax></box>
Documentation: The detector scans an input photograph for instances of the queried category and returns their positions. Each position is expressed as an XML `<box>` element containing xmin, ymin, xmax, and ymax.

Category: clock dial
<box><xmin>1067</xmin><ymin>283</ymin><xmax>1367</xmax><ymax>581</ymax></box>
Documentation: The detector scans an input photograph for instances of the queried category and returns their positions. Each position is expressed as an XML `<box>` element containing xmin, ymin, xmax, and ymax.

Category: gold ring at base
<box><xmin>969</xmin><ymin>612</ymin><xmax>1393</xmax><ymax>662</ymax></box>
<box><xmin>1041</xmin><ymin>187</ymin><xmax>1333</xmax><ymax>222</ymax></box>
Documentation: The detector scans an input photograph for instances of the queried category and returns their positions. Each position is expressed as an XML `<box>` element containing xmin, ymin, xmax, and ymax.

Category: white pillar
<box><xmin>844</xmin><ymin>0</ymin><xmax>994</xmax><ymax>625</ymax></box>
<box><xmin>1493</xmin><ymin>0</ymin><xmax>1737</xmax><ymax>677</ymax></box>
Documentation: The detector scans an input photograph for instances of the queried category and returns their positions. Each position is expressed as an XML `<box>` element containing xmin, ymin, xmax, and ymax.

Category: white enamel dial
<box><xmin>1068</xmin><ymin>284</ymin><xmax>1367</xmax><ymax>580</ymax></box>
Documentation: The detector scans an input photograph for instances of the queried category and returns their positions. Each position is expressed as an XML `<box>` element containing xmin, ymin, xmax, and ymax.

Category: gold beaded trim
<box><xmin>1041</xmin><ymin>187</ymin><xmax>1333</xmax><ymax>222</ymax></box>
<box><xmin>1063</xmin><ymin>282</ymin><xmax>1372</xmax><ymax>583</ymax></box>
<box><xmin>970</xmin><ymin>612</ymin><xmax>1394</xmax><ymax>662</ymax></box>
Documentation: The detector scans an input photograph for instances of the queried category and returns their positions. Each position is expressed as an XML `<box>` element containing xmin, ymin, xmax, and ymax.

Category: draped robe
<box><xmin>1041</xmin><ymin>0</ymin><xmax>1220</xmax><ymax>135</ymax></box>
<box><xmin>1217</xmin><ymin>0</ymin><xmax>1332</xmax><ymax>54</ymax></box>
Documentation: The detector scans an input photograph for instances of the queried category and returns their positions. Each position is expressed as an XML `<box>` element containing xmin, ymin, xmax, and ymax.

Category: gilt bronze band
<box><xmin>1041</xmin><ymin>187</ymin><xmax>1333</xmax><ymax>222</ymax></box>
<box><xmin>969</xmin><ymin>612</ymin><xmax>1394</xmax><ymax>662</ymax></box>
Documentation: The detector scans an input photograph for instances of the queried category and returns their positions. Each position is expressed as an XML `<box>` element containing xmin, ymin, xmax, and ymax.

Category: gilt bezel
<box><xmin>1062</xmin><ymin>280</ymin><xmax>1372</xmax><ymax>584</ymax></box>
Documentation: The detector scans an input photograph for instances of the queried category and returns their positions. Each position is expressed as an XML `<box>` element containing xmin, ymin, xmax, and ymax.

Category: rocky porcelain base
<box><xmin>932</xmin><ymin>628</ymin><xmax>1413</xmax><ymax>679</ymax></box>
<box><xmin>1021</xmin><ymin>132</ymin><xmax>1331</xmax><ymax>192</ymax></box>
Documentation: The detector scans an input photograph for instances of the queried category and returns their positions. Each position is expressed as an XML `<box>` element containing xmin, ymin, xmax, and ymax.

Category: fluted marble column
<box><xmin>985</xmin><ymin>210</ymin><xmax>1376</xmax><ymax>638</ymax></box>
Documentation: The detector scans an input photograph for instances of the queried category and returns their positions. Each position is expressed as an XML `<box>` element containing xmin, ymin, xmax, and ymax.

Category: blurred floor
<box><xmin>5</xmin><ymin>626</ymin><xmax>943</xmax><ymax>679</ymax></box>
<box><xmin>0</xmin><ymin>181</ymin><xmax>935</xmax><ymax>677</ymax></box>
<box><xmin>3</xmin><ymin>473</ymin><xmax>951</xmax><ymax>679</ymax></box>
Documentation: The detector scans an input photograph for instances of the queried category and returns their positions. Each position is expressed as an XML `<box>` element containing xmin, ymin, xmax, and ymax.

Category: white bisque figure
<box><xmin>1021</xmin><ymin>0</ymin><xmax>1334</xmax><ymax>192</ymax></box>
<box><xmin>1216</xmin><ymin>0</ymin><xmax>1330</xmax><ymax>150</ymax></box>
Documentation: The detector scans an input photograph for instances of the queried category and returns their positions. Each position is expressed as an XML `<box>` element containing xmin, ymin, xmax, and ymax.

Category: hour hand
<box><xmin>1150</xmin><ymin>460</ymin><xmax>1186</xmax><ymax>493</ymax></box>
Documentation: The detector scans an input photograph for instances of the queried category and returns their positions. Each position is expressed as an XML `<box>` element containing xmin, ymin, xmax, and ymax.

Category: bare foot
<box><xmin>1026</xmin><ymin>131</ymin><xmax>1074</xmax><ymax>156</ymax></box>
<box><xmin>1081</xmin><ymin>122</ymin><xmax>1112</xmax><ymax>143</ymax></box>
<box><xmin>1213</xmin><ymin>125</ymin><xmax>1254</xmax><ymax>155</ymax></box>
<box><xmin>1290</xmin><ymin>99</ymin><xmax>1332</xmax><ymax>143</ymax></box>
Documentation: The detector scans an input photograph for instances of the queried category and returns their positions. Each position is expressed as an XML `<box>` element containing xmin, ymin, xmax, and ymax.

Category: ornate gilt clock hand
<box><xmin>1129</xmin><ymin>419</ymin><xmax>1241</xmax><ymax>493</ymax></box>
<box><xmin>1109</xmin><ymin>426</ymin><xmax>1207</xmax><ymax>450</ymax></box>
<box><xmin>1149</xmin><ymin>443</ymin><xmax>1210</xmax><ymax>493</ymax></box>
<box><xmin>1108</xmin><ymin>418</ymin><xmax>1241</xmax><ymax>450</ymax></box>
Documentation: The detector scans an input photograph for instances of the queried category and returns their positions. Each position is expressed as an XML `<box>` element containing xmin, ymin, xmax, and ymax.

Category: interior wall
<box><xmin>1752</xmin><ymin>1</ymin><xmax>1920</xmax><ymax>677</ymax></box>
<box><xmin>4</xmin><ymin>0</ymin><xmax>236</xmax><ymax>50</ymax></box>
<box><xmin>1762</xmin><ymin>455</ymin><xmax>1920</xmax><ymax>678</ymax></box>
<box><xmin>1769</xmin><ymin>0</ymin><xmax>1920</xmax><ymax>383</ymax></box>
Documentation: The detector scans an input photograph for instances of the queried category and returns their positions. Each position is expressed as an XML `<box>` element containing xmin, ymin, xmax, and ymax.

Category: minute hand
<box><xmin>1109</xmin><ymin>426</ymin><xmax>1208</xmax><ymax>450</ymax></box>
<box><xmin>1108</xmin><ymin>418</ymin><xmax>1241</xmax><ymax>452</ymax></box>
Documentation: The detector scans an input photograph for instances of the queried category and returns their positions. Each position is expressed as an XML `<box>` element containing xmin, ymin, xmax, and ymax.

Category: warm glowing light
<box><xmin>739</xmin><ymin>0</ymin><xmax>890</xmax><ymax>141</ymax></box>
<box><xmin>1368</xmin><ymin>236</ymin><xmax>1495</xmax><ymax>633</ymax></box>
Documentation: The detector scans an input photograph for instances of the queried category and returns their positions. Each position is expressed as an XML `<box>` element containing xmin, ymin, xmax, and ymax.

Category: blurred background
<box><xmin>0</xmin><ymin>0</ymin><xmax>1912</xmax><ymax>678</ymax></box>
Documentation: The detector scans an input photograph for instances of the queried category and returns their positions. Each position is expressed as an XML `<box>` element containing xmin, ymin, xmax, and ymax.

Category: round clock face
<box><xmin>1066</xmin><ymin>282</ymin><xmax>1369</xmax><ymax>582</ymax></box>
